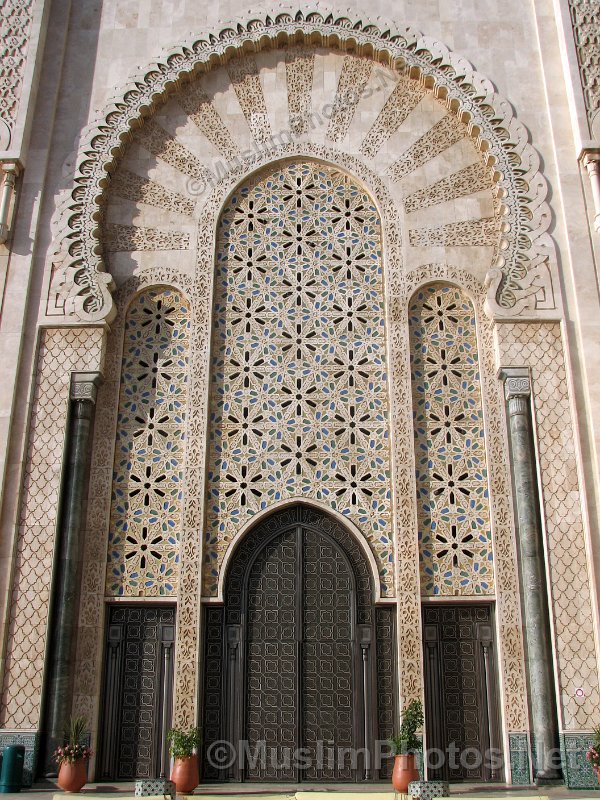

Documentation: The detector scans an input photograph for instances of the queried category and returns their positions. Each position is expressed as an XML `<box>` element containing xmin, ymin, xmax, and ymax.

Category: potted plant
<box><xmin>167</xmin><ymin>726</ymin><xmax>201</xmax><ymax>793</ymax></box>
<box><xmin>389</xmin><ymin>699</ymin><xmax>424</xmax><ymax>793</ymax></box>
<box><xmin>54</xmin><ymin>716</ymin><xmax>92</xmax><ymax>793</ymax></box>
<box><xmin>586</xmin><ymin>727</ymin><xmax>600</xmax><ymax>784</ymax></box>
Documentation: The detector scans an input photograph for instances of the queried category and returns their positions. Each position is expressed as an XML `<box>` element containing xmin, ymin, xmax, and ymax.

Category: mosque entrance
<box><xmin>200</xmin><ymin>505</ymin><xmax>397</xmax><ymax>782</ymax></box>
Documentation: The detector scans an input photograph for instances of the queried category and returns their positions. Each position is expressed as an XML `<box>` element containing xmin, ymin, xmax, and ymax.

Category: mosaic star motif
<box><xmin>204</xmin><ymin>160</ymin><xmax>392</xmax><ymax>596</ymax></box>
<box><xmin>107</xmin><ymin>288</ymin><xmax>190</xmax><ymax>596</ymax></box>
<box><xmin>409</xmin><ymin>284</ymin><xmax>494</xmax><ymax>596</ymax></box>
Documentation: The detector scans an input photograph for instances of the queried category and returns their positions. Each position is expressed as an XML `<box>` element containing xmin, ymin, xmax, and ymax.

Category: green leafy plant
<box><xmin>389</xmin><ymin>700</ymin><xmax>424</xmax><ymax>755</ymax></box>
<box><xmin>53</xmin><ymin>716</ymin><xmax>92</xmax><ymax>764</ymax></box>
<box><xmin>167</xmin><ymin>727</ymin><xmax>201</xmax><ymax>759</ymax></box>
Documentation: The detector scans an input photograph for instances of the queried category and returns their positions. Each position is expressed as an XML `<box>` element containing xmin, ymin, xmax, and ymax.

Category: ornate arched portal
<box><xmin>47</xmin><ymin>17</ymin><xmax>556</xmax><ymax>781</ymax></box>
<box><xmin>201</xmin><ymin>504</ymin><xmax>396</xmax><ymax>782</ymax></box>
<box><xmin>199</xmin><ymin>158</ymin><xmax>396</xmax><ymax>782</ymax></box>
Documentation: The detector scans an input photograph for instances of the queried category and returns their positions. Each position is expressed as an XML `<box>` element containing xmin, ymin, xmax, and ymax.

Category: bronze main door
<box><xmin>201</xmin><ymin>506</ymin><xmax>397</xmax><ymax>782</ymax></box>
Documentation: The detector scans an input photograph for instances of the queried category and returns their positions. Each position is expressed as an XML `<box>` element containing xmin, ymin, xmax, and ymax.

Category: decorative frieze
<box><xmin>104</xmin><ymin>224</ymin><xmax>191</xmax><ymax>252</ymax></box>
<box><xmin>409</xmin><ymin>218</ymin><xmax>499</xmax><ymax>247</ymax></box>
<box><xmin>388</xmin><ymin>115</ymin><xmax>464</xmax><ymax>181</ymax></box>
<box><xmin>177</xmin><ymin>83</ymin><xmax>240</xmax><ymax>162</ymax></box>
<box><xmin>404</xmin><ymin>162</ymin><xmax>491</xmax><ymax>214</ymax></box>
<box><xmin>327</xmin><ymin>56</ymin><xmax>373</xmax><ymax>143</ymax></box>
<box><xmin>135</xmin><ymin>118</ymin><xmax>211</xmax><ymax>183</ymax></box>
<box><xmin>0</xmin><ymin>0</ymin><xmax>34</xmax><ymax>152</ymax></box>
<box><xmin>227</xmin><ymin>55</ymin><xmax>272</xmax><ymax>145</ymax></box>
<box><xmin>285</xmin><ymin>48</ymin><xmax>315</xmax><ymax>135</ymax></box>
<box><xmin>111</xmin><ymin>170</ymin><xmax>195</xmax><ymax>216</ymax></box>
<box><xmin>47</xmin><ymin>13</ymin><xmax>558</xmax><ymax>322</ymax></box>
<box><xmin>568</xmin><ymin>1</ymin><xmax>600</xmax><ymax>131</ymax></box>
<box><xmin>360</xmin><ymin>77</ymin><xmax>425</xmax><ymax>158</ymax></box>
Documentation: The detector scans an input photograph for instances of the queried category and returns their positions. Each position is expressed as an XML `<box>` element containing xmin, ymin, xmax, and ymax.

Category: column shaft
<box><xmin>502</xmin><ymin>371</ymin><xmax>560</xmax><ymax>783</ymax></box>
<box><xmin>41</xmin><ymin>374</ymin><xmax>100</xmax><ymax>774</ymax></box>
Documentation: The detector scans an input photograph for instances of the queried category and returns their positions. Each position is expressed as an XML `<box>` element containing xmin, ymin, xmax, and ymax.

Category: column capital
<box><xmin>70</xmin><ymin>371</ymin><xmax>102</xmax><ymax>404</ymax></box>
<box><xmin>498</xmin><ymin>367</ymin><xmax>531</xmax><ymax>400</ymax></box>
<box><xmin>0</xmin><ymin>159</ymin><xmax>21</xmax><ymax>178</ymax></box>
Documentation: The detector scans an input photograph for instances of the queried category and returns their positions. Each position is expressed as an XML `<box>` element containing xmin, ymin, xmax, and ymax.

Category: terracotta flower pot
<box><xmin>392</xmin><ymin>753</ymin><xmax>419</xmax><ymax>793</ymax></box>
<box><xmin>171</xmin><ymin>754</ymin><xmax>199</xmax><ymax>794</ymax></box>
<box><xmin>57</xmin><ymin>759</ymin><xmax>87</xmax><ymax>793</ymax></box>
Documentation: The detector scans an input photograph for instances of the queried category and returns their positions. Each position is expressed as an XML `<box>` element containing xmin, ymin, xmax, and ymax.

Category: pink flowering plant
<box><xmin>53</xmin><ymin>717</ymin><xmax>93</xmax><ymax>765</ymax></box>
<box><xmin>586</xmin><ymin>728</ymin><xmax>600</xmax><ymax>772</ymax></box>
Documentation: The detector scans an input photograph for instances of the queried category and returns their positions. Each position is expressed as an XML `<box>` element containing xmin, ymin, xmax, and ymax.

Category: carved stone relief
<box><xmin>497</xmin><ymin>323</ymin><xmax>600</xmax><ymax>730</ymax></box>
<box><xmin>569</xmin><ymin>0</ymin><xmax>600</xmax><ymax>133</ymax></box>
<box><xmin>0</xmin><ymin>0</ymin><xmax>34</xmax><ymax>151</ymax></box>
<box><xmin>45</xmin><ymin>13</ymin><xmax>558</xmax><ymax>324</ymax></box>
<box><xmin>0</xmin><ymin>327</ymin><xmax>104</xmax><ymax>729</ymax></box>
<box><xmin>396</xmin><ymin>265</ymin><xmax>528</xmax><ymax>731</ymax></box>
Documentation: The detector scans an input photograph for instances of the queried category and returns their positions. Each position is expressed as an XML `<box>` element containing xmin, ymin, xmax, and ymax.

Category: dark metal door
<box><xmin>99</xmin><ymin>606</ymin><xmax>175</xmax><ymax>780</ymax></box>
<box><xmin>201</xmin><ymin>505</ymin><xmax>397</xmax><ymax>783</ymax></box>
<box><xmin>423</xmin><ymin>604</ymin><xmax>502</xmax><ymax>782</ymax></box>
<box><xmin>243</xmin><ymin>524</ymin><xmax>357</xmax><ymax>781</ymax></box>
<box><xmin>302</xmin><ymin>529</ymin><xmax>355</xmax><ymax>780</ymax></box>
<box><xmin>245</xmin><ymin>529</ymin><xmax>299</xmax><ymax>781</ymax></box>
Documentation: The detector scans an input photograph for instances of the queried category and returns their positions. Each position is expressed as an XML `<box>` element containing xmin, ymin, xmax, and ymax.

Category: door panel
<box><xmin>423</xmin><ymin>605</ymin><xmax>501</xmax><ymax>783</ymax></box>
<box><xmin>99</xmin><ymin>606</ymin><xmax>175</xmax><ymax>780</ymax></box>
<box><xmin>245</xmin><ymin>530</ymin><xmax>299</xmax><ymax>781</ymax></box>
<box><xmin>302</xmin><ymin>530</ymin><xmax>355</xmax><ymax>780</ymax></box>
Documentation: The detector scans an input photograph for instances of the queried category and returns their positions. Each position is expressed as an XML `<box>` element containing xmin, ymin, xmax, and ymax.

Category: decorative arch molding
<box><xmin>195</xmin><ymin>144</ymin><xmax>404</xmax><ymax>298</ymax></box>
<box><xmin>48</xmin><ymin>10</ymin><xmax>557</xmax><ymax>324</ymax></box>
<box><xmin>214</xmin><ymin>497</ymin><xmax>384</xmax><ymax>605</ymax></box>
<box><xmin>392</xmin><ymin>262</ymin><xmax>529</xmax><ymax>734</ymax></box>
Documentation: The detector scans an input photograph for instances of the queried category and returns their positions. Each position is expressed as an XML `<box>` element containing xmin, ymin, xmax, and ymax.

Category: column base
<box><xmin>535</xmin><ymin>772</ymin><xmax>563</xmax><ymax>786</ymax></box>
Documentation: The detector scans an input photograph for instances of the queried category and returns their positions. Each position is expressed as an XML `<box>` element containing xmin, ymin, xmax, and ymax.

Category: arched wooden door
<box><xmin>201</xmin><ymin>506</ymin><xmax>397</xmax><ymax>783</ymax></box>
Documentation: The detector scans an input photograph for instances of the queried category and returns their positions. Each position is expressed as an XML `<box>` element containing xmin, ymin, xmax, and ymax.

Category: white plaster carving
<box><xmin>46</xmin><ymin>12</ymin><xmax>558</xmax><ymax>323</ymax></box>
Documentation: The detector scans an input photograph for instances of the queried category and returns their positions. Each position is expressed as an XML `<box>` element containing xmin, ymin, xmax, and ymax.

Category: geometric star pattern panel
<box><xmin>106</xmin><ymin>288</ymin><xmax>189</xmax><ymax>596</ymax></box>
<box><xmin>409</xmin><ymin>284</ymin><xmax>494</xmax><ymax>596</ymax></box>
<box><xmin>204</xmin><ymin>160</ymin><xmax>392</xmax><ymax>596</ymax></box>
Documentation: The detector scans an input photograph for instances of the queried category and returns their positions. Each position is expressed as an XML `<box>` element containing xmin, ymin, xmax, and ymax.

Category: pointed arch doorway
<box><xmin>201</xmin><ymin>505</ymin><xmax>397</xmax><ymax>783</ymax></box>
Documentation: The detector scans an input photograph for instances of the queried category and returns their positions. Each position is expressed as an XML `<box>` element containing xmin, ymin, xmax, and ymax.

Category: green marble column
<box><xmin>500</xmin><ymin>368</ymin><xmax>561</xmax><ymax>783</ymax></box>
<box><xmin>41</xmin><ymin>372</ymin><xmax>101</xmax><ymax>775</ymax></box>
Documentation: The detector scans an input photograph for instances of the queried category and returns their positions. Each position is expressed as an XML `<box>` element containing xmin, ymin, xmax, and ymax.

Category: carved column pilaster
<box><xmin>499</xmin><ymin>367</ymin><xmax>561</xmax><ymax>783</ymax></box>
<box><xmin>582</xmin><ymin>151</ymin><xmax>600</xmax><ymax>233</ymax></box>
<box><xmin>0</xmin><ymin>161</ymin><xmax>20</xmax><ymax>244</ymax></box>
<box><xmin>41</xmin><ymin>372</ymin><xmax>101</xmax><ymax>773</ymax></box>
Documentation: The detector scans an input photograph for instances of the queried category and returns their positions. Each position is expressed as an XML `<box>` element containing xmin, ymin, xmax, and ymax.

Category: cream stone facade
<box><xmin>0</xmin><ymin>0</ymin><xmax>599</xmax><ymax>789</ymax></box>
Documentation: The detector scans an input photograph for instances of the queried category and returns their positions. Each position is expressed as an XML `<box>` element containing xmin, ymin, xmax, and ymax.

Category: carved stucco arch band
<box><xmin>49</xmin><ymin>11</ymin><xmax>557</xmax><ymax>323</ymax></box>
<box><xmin>213</xmin><ymin>497</ymin><xmax>384</xmax><ymax>604</ymax></box>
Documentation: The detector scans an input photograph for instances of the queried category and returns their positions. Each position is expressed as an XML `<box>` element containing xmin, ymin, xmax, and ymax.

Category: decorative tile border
<box><xmin>508</xmin><ymin>732</ymin><xmax>532</xmax><ymax>785</ymax></box>
<box><xmin>0</xmin><ymin>731</ymin><xmax>40</xmax><ymax>787</ymax></box>
<box><xmin>561</xmin><ymin>733</ymin><xmax>599</xmax><ymax>789</ymax></box>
